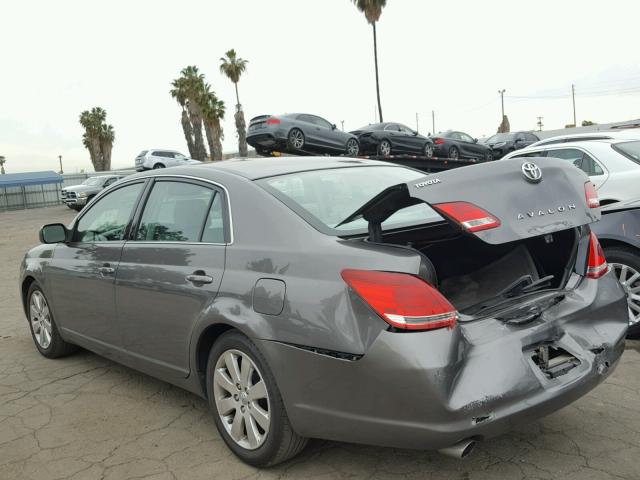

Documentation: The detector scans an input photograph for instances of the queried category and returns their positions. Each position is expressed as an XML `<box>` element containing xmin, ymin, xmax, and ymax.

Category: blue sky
<box><xmin>1</xmin><ymin>0</ymin><xmax>639</xmax><ymax>173</ymax></box>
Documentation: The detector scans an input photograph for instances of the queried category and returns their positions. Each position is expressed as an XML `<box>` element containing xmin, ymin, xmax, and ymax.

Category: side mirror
<box><xmin>473</xmin><ymin>138</ymin><xmax>478</xmax><ymax>143</ymax></box>
<box><xmin>412</xmin><ymin>130</ymin><xmax>418</xmax><ymax>136</ymax></box>
<box><xmin>331</xmin><ymin>124</ymin><xmax>337</xmax><ymax>130</ymax></box>
<box><xmin>39</xmin><ymin>223</ymin><xmax>68</xmax><ymax>244</ymax></box>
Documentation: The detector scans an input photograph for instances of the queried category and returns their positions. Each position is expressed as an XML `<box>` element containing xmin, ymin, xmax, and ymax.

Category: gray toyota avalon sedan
<box><xmin>20</xmin><ymin>157</ymin><xmax>629</xmax><ymax>466</ymax></box>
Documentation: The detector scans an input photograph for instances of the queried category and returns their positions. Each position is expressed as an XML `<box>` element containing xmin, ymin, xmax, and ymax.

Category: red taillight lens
<box><xmin>434</xmin><ymin>138</ymin><xmax>445</xmax><ymax>145</ymax></box>
<box><xmin>432</xmin><ymin>201</ymin><xmax>501</xmax><ymax>233</ymax></box>
<box><xmin>341</xmin><ymin>269</ymin><xmax>458</xmax><ymax>331</ymax></box>
<box><xmin>587</xmin><ymin>232</ymin><xmax>609</xmax><ymax>279</ymax></box>
<box><xmin>265</xmin><ymin>117</ymin><xmax>281</xmax><ymax>125</ymax></box>
<box><xmin>584</xmin><ymin>181</ymin><xmax>599</xmax><ymax>208</ymax></box>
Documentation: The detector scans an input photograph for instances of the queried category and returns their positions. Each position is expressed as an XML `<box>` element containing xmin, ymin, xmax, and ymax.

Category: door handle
<box><xmin>186</xmin><ymin>271</ymin><xmax>213</xmax><ymax>284</ymax></box>
<box><xmin>98</xmin><ymin>265</ymin><xmax>115</xmax><ymax>275</ymax></box>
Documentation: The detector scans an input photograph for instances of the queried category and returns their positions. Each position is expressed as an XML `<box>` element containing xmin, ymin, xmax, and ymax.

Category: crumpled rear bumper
<box><xmin>257</xmin><ymin>272</ymin><xmax>628</xmax><ymax>450</ymax></box>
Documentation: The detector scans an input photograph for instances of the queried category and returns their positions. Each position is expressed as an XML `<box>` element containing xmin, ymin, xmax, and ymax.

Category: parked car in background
<box><xmin>502</xmin><ymin>138</ymin><xmax>640</xmax><ymax>205</ymax></box>
<box><xmin>350</xmin><ymin>122</ymin><xmax>434</xmax><ymax>157</ymax></box>
<box><xmin>430</xmin><ymin>130</ymin><xmax>493</xmax><ymax>161</ymax></box>
<box><xmin>530</xmin><ymin>130</ymin><xmax>640</xmax><ymax>148</ymax></box>
<box><xmin>247</xmin><ymin>113</ymin><xmax>360</xmax><ymax>157</ymax></box>
<box><xmin>592</xmin><ymin>198</ymin><xmax>640</xmax><ymax>337</ymax></box>
<box><xmin>485</xmin><ymin>131</ymin><xmax>539</xmax><ymax>159</ymax></box>
<box><xmin>23</xmin><ymin>157</ymin><xmax>627</xmax><ymax>466</ymax></box>
<box><xmin>61</xmin><ymin>175</ymin><xmax>124</xmax><ymax>211</ymax></box>
<box><xmin>135</xmin><ymin>149</ymin><xmax>201</xmax><ymax>171</ymax></box>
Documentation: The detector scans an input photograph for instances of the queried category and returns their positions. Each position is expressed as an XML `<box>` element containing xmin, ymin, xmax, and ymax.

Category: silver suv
<box><xmin>135</xmin><ymin>149</ymin><xmax>201</xmax><ymax>171</ymax></box>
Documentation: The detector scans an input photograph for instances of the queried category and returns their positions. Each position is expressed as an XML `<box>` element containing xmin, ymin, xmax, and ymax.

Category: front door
<box><xmin>48</xmin><ymin>181</ymin><xmax>146</xmax><ymax>346</ymax></box>
<box><xmin>115</xmin><ymin>178</ymin><xmax>227</xmax><ymax>378</ymax></box>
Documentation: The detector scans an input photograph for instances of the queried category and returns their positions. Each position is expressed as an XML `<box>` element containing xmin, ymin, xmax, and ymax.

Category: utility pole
<box><xmin>431</xmin><ymin>110</ymin><xmax>435</xmax><ymax>135</ymax></box>
<box><xmin>0</xmin><ymin>155</ymin><xmax>5</xmax><ymax>174</ymax></box>
<box><xmin>58</xmin><ymin>155</ymin><xmax>63</xmax><ymax>174</ymax></box>
<box><xmin>415</xmin><ymin>113</ymin><xmax>419</xmax><ymax>133</ymax></box>
<box><xmin>536</xmin><ymin>116</ymin><xmax>544</xmax><ymax>132</ymax></box>
<box><xmin>498</xmin><ymin>89</ymin><xmax>506</xmax><ymax>118</ymax></box>
<box><xmin>340</xmin><ymin>120</ymin><xmax>344</xmax><ymax>132</ymax></box>
<box><xmin>571</xmin><ymin>84</ymin><xmax>576</xmax><ymax>127</ymax></box>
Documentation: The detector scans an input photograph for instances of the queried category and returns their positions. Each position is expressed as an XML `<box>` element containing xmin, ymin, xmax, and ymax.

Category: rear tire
<box><xmin>448</xmin><ymin>146</ymin><xmax>460</xmax><ymax>160</ymax></box>
<box><xmin>287</xmin><ymin>129</ymin><xmax>305</xmax><ymax>151</ymax></box>
<box><xmin>206</xmin><ymin>331</ymin><xmax>308</xmax><ymax>466</ymax></box>
<box><xmin>345</xmin><ymin>138</ymin><xmax>359</xmax><ymax>157</ymax></box>
<box><xmin>378</xmin><ymin>139</ymin><xmax>392</xmax><ymax>156</ymax></box>
<box><xmin>485</xmin><ymin>151</ymin><xmax>493</xmax><ymax>162</ymax></box>
<box><xmin>604</xmin><ymin>246</ymin><xmax>640</xmax><ymax>337</ymax></box>
<box><xmin>153</xmin><ymin>163</ymin><xmax>165</xmax><ymax>169</ymax></box>
<box><xmin>27</xmin><ymin>283</ymin><xmax>77</xmax><ymax>358</ymax></box>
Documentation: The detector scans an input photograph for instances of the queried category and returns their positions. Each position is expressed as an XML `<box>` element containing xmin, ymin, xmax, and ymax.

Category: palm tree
<box><xmin>79</xmin><ymin>107</ymin><xmax>114</xmax><ymax>171</ymax></box>
<box><xmin>170</xmin><ymin>77</ymin><xmax>196</xmax><ymax>158</ymax></box>
<box><xmin>0</xmin><ymin>156</ymin><xmax>6</xmax><ymax>175</ymax></box>
<box><xmin>201</xmin><ymin>86</ymin><xmax>226</xmax><ymax>161</ymax></box>
<box><xmin>180</xmin><ymin>66</ymin><xmax>208</xmax><ymax>161</ymax></box>
<box><xmin>352</xmin><ymin>0</ymin><xmax>386</xmax><ymax>122</ymax></box>
<box><xmin>219</xmin><ymin>49</ymin><xmax>249</xmax><ymax>157</ymax></box>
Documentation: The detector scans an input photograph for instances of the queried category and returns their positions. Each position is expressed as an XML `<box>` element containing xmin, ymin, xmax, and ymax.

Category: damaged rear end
<box><xmin>263</xmin><ymin>157</ymin><xmax>629</xmax><ymax>453</ymax></box>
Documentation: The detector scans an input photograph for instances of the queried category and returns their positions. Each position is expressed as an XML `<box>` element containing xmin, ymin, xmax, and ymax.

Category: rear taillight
<box><xmin>341</xmin><ymin>269</ymin><xmax>458</xmax><ymax>331</ymax></box>
<box><xmin>266</xmin><ymin>117</ymin><xmax>281</xmax><ymax>125</ymax></box>
<box><xmin>433</xmin><ymin>138</ymin><xmax>445</xmax><ymax>145</ymax></box>
<box><xmin>587</xmin><ymin>232</ymin><xmax>609</xmax><ymax>279</ymax></box>
<box><xmin>584</xmin><ymin>181</ymin><xmax>599</xmax><ymax>208</ymax></box>
<box><xmin>432</xmin><ymin>201</ymin><xmax>501</xmax><ymax>233</ymax></box>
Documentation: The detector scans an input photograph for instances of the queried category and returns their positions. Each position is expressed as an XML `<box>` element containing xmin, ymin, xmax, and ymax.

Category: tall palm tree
<box><xmin>180</xmin><ymin>66</ymin><xmax>208</xmax><ymax>161</ymax></box>
<box><xmin>79</xmin><ymin>107</ymin><xmax>113</xmax><ymax>171</ymax></box>
<box><xmin>201</xmin><ymin>86</ymin><xmax>226</xmax><ymax>161</ymax></box>
<box><xmin>170</xmin><ymin>77</ymin><xmax>196</xmax><ymax>158</ymax></box>
<box><xmin>352</xmin><ymin>0</ymin><xmax>386</xmax><ymax>122</ymax></box>
<box><xmin>219</xmin><ymin>49</ymin><xmax>249</xmax><ymax>157</ymax></box>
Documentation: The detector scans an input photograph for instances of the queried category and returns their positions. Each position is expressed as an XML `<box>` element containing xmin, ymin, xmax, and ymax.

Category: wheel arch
<box><xmin>193</xmin><ymin>322</ymin><xmax>238</xmax><ymax>397</ymax></box>
<box><xmin>600</xmin><ymin>237</ymin><xmax>640</xmax><ymax>252</ymax></box>
<box><xmin>21</xmin><ymin>275</ymin><xmax>37</xmax><ymax>315</ymax></box>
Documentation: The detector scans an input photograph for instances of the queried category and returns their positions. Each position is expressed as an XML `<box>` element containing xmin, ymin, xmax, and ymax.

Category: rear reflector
<box><xmin>266</xmin><ymin>117</ymin><xmax>281</xmax><ymax>125</ymax></box>
<box><xmin>341</xmin><ymin>269</ymin><xmax>458</xmax><ymax>331</ymax></box>
<box><xmin>432</xmin><ymin>201</ymin><xmax>501</xmax><ymax>233</ymax></box>
<box><xmin>584</xmin><ymin>181</ymin><xmax>599</xmax><ymax>208</ymax></box>
<box><xmin>587</xmin><ymin>232</ymin><xmax>609</xmax><ymax>279</ymax></box>
<box><xmin>434</xmin><ymin>138</ymin><xmax>445</xmax><ymax>145</ymax></box>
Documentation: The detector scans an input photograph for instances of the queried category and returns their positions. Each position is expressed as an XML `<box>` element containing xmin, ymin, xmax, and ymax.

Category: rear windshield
<box><xmin>259</xmin><ymin>166</ymin><xmax>443</xmax><ymax>235</ymax></box>
<box><xmin>612</xmin><ymin>141</ymin><xmax>640</xmax><ymax>165</ymax></box>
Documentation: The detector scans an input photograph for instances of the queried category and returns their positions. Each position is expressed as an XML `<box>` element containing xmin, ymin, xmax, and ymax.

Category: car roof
<box><xmin>530</xmin><ymin>129</ymin><xmax>640</xmax><ymax>147</ymax></box>
<box><xmin>128</xmin><ymin>157</ymin><xmax>399</xmax><ymax>181</ymax></box>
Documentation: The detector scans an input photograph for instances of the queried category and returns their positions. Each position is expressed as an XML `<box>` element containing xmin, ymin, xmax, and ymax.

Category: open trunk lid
<box><xmin>338</xmin><ymin>157</ymin><xmax>600</xmax><ymax>245</ymax></box>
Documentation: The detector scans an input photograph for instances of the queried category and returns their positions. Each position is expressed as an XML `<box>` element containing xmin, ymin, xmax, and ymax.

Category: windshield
<box><xmin>613</xmin><ymin>141</ymin><xmax>640</xmax><ymax>165</ymax></box>
<box><xmin>82</xmin><ymin>177</ymin><xmax>105</xmax><ymax>186</ymax></box>
<box><xmin>259</xmin><ymin>166</ymin><xmax>443</xmax><ymax>235</ymax></box>
<box><xmin>487</xmin><ymin>133</ymin><xmax>515</xmax><ymax>143</ymax></box>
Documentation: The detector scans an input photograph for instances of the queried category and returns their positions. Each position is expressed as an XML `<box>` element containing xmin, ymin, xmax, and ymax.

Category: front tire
<box><xmin>605</xmin><ymin>247</ymin><xmax>640</xmax><ymax>337</ymax></box>
<box><xmin>27</xmin><ymin>283</ymin><xmax>77</xmax><ymax>358</ymax></box>
<box><xmin>287</xmin><ymin>128</ymin><xmax>305</xmax><ymax>151</ymax></box>
<box><xmin>206</xmin><ymin>331</ymin><xmax>308</xmax><ymax>466</ymax></box>
<box><xmin>345</xmin><ymin>138</ymin><xmax>359</xmax><ymax>157</ymax></box>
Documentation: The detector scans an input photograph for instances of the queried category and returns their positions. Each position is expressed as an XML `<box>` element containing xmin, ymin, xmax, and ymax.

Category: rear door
<box><xmin>296</xmin><ymin>115</ymin><xmax>320</xmax><ymax>146</ymax></box>
<box><xmin>341</xmin><ymin>157</ymin><xmax>598</xmax><ymax>245</ymax></box>
<box><xmin>115</xmin><ymin>177</ymin><xmax>228</xmax><ymax>379</ymax></box>
<box><xmin>458</xmin><ymin>132</ymin><xmax>482</xmax><ymax>158</ymax></box>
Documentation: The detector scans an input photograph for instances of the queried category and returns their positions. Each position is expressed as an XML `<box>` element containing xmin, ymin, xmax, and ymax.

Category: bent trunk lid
<box><xmin>340</xmin><ymin>157</ymin><xmax>599</xmax><ymax>244</ymax></box>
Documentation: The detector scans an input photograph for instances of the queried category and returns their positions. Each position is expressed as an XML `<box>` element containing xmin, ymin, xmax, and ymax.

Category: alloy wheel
<box><xmin>289</xmin><ymin>130</ymin><xmax>304</xmax><ymax>149</ymax></box>
<box><xmin>424</xmin><ymin>143</ymin><xmax>434</xmax><ymax>158</ymax></box>
<box><xmin>379</xmin><ymin>140</ymin><xmax>391</xmax><ymax>156</ymax></box>
<box><xmin>346</xmin><ymin>139</ymin><xmax>359</xmax><ymax>156</ymax></box>
<box><xmin>30</xmin><ymin>291</ymin><xmax>52</xmax><ymax>349</ymax></box>
<box><xmin>213</xmin><ymin>349</ymin><xmax>271</xmax><ymax>450</ymax></box>
<box><xmin>611</xmin><ymin>262</ymin><xmax>640</xmax><ymax>326</ymax></box>
<box><xmin>449</xmin><ymin>147</ymin><xmax>459</xmax><ymax>160</ymax></box>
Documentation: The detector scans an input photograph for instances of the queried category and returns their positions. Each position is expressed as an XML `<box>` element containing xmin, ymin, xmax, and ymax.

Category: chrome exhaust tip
<box><xmin>437</xmin><ymin>439</ymin><xmax>476</xmax><ymax>459</ymax></box>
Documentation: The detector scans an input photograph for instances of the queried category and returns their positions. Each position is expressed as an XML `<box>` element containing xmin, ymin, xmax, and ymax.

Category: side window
<box><xmin>513</xmin><ymin>150</ymin><xmax>546</xmax><ymax>158</ymax></box>
<box><xmin>297</xmin><ymin>114</ymin><xmax>313</xmax><ymax>124</ymax></box>
<box><xmin>527</xmin><ymin>133</ymin><xmax>539</xmax><ymax>142</ymax></box>
<box><xmin>151</xmin><ymin>151</ymin><xmax>161</xmax><ymax>157</ymax></box>
<box><xmin>312</xmin><ymin>116</ymin><xmax>332</xmax><ymax>129</ymax></box>
<box><xmin>582</xmin><ymin>153</ymin><xmax>605</xmax><ymax>176</ymax></box>
<box><xmin>547</xmin><ymin>148</ymin><xmax>585</xmax><ymax>169</ymax></box>
<box><xmin>136</xmin><ymin>181</ymin><xmax>214</xmax><ymax>242</ymax></box>
<box><xmin>75</xmin><ymin>183</ymin><xmax>144</xmax><ymax>242</ymax></box>
<box><xmin>163</xmin><ymin>152</ymin><xmax>175</xmax><ymax>158</ymax></box>
<box><xmin>459</xmin><ymin>133</ymin><xmax>474</xmax><ymax>143</ymax></box>
<box><xmin>384</xmin><ymin>124</ymin><xmax>400</xmax><ymax>132</ymax></box>
<box><xmin>448</xmin><ymin>132</ymin><xmax>462</xmax><ymax>141</ymax></box>
<box><xmin>398</xmin><ymin>124</ymin><xmax>414</xmax><ymax>134</ymax></box>
<box><xmin>201</xmin><ymin>193</ymin><xmax>226</xmax><ymax>243</ymax></box>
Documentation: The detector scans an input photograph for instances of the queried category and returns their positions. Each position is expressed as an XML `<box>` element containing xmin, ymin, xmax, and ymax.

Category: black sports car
<box><xmin>592</xmin><ymin>198</ymin><xmax>640</xmax><ymax>336</ymax></box>
<box><xmin>485</xmin><ymin>131</ymin><xmax>540</xmax><ymax>159</ymax></box>
<box><xmin>350</xmin><ymin>122</ymin><xmax>434</xmax><ymax>157</ymax></box>
<box><xmin>431</xmin><ymin>130</ymin><xmax>493</xmax><ymax>161</ymax></box>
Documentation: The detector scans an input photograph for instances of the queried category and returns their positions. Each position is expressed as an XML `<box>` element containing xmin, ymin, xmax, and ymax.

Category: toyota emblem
<box><xmin>522</xmin><ymin>162</ymin><xmax>542</xmax><ymax>183</ymax></box>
